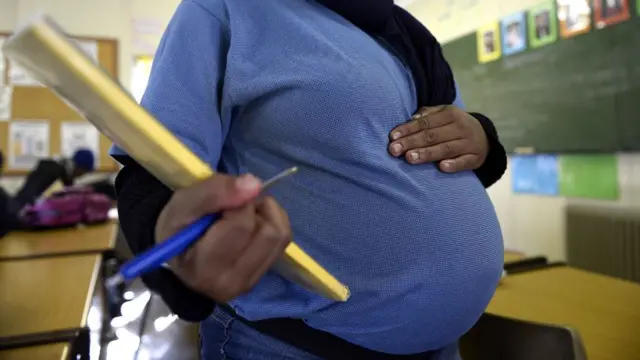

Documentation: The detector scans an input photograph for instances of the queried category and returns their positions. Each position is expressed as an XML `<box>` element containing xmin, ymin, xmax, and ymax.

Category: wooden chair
<box><xmin>460</xmin><ymin>313</ymin><xmax>588</xmax><ymax>360</ymax></box>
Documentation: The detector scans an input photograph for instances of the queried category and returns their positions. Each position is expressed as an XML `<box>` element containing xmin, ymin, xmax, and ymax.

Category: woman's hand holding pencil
<box><xmin>155</xmin><ymin>173</ymin><xmax>293</xmax><ymax>302</ymax></box>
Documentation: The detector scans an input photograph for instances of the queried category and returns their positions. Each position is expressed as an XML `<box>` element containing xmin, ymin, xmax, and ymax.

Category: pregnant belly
<box><xmin>292</xmin><ymin>170</ymin><xmax>504</xmax><ymax>354</ymax></box>
<box><xmin>230</xmin><ymin>161</ymin><xmax>504</xmax><ymax>355</ymax></box>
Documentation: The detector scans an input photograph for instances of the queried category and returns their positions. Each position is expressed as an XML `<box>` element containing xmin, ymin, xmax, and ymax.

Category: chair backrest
<box><xmin>460</xmin><ymin>313</ymin><xmax>588</xmax><ymax>360</ymax></box>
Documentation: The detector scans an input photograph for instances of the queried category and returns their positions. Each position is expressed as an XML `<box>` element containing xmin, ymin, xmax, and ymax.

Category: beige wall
<box><xmin>0</xmin><ymin>0</ymin><xmax>180</xmax><ymax>192</ymax></box>
<box><xmin>407</xmin><ymin>0</ymin><xmax>640</xmax><ymax>260</ymax></box>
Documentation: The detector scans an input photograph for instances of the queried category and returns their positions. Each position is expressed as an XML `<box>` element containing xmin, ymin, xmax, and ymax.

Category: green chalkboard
<box><xmin>443</xmin><ymin>14</ymin><xmax>640</xmax><ymax>153</ymax></box>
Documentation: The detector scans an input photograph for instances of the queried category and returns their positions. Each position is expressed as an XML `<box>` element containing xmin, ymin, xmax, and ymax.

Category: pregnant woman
<box><xmin>112</xmin><ymin>1</ymin><xmax>506</xmax><ymax>359</ymax></box>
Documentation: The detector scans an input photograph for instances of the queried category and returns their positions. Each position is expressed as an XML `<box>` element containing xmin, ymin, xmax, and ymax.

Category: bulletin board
<box><xmin>0</xmin><ymin>33</ymin><xmax>119</xmax><ymax>175</ymax></box>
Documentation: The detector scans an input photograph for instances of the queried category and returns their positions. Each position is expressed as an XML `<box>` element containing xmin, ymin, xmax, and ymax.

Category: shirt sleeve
<box><xmin>110</xmin><ymin>0</ymin><xmax>229</xmax><ymax>167</ymax></box>
<box><xmin>111</xmin><ymin>0</ymin><xmax>230</xmax><ymax>321</ymax></box>
<box><xmin>453</xmin><ymin>81</ymin><xmax>466</xmax><ymax>109</ymax></box>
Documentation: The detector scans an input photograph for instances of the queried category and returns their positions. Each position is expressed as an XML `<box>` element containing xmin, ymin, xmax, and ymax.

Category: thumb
<box><xmin>178</xmin><ymin>173</ymin><xmax>263</xmax><ymax>216</ymax></box>
<box><xmin>439</xmin><ymin>154</ymin><xmax>479</xmax><ymax>173</ymax></box>
<box><xmin>412</xmin><ymin>105</ymin><xmax>448</xmax><ymax>119</ymax></box>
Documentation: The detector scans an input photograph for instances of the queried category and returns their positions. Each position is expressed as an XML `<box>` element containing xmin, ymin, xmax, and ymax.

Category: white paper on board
<box><xmin>9</xmin><ymin>61</ymin><xmax>44</xmax><ymax>87</ymax></box>
<box><xmin>60</xmin><ymin>121</ymin><xmax>100</xmax><ymax>166</ymax></box>
<box><xmin>8</xmin><ymin>120</ymin><xmax>50</xmax><ymax>170</ymax></box>
<box><xmin>0</xmin><ymin>86</ymin><xmax>12</xmax><ymax>121</ymax></box>
<box><xmin>72</xmin><ymin>39</ymin><xmax>99</xmax><ymax>64</ymax></box>
<box><xmin>0</xmin><ymin>37</ymin><xmax>5</xmax><ymax>89</ymax></box>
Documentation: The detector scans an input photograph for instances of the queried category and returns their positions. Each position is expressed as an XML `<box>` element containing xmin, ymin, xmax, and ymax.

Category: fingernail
<box><xmin>391</xmin><ymin>143</ymin><xmax>403</xmax><ymax>154</ymax></box>
<box><xmin>412</xmin><ymin>113</ymin><xmax>421</xmax><ymax>119</ymax></box>
<box><xmin>441</xmin><ymin>161</ymin><xmax>453</xmax><ymax>171</ymax></box>
<box><xmin>236</xmin><ymin>174</ymin><xmax>261</xmax><ymax>191</ymax></box>
<box><xmin>391</xmin><ymin>132</ymin><xmax>402</xmax><ymax>140</ymax></box>
<box><xmin>410</xmin><ymin>152</ymin><xmax>419</xmax><ymax>161</ymax></box>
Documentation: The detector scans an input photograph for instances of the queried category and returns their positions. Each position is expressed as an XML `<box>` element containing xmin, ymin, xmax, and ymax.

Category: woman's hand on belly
<box><xmin>154</xmin><ymin>174</ymin><xmax>293</xmax><ymax>303</ymax></box>
<box><xmin>388</xmin><ymin>105</ymin><xmax>489</xmax><ymax>172</ymax></box>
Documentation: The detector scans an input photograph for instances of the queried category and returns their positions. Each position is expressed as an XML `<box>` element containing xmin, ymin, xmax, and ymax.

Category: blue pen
<box><xmin>106</xmin><ymin>167</ymin><xmax>298</xmax><ymax>289</ymax></box>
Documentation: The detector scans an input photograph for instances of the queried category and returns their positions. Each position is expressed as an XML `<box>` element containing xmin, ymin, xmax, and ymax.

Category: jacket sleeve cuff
<box><xmin>469</xmin><ymin>112</ymin><xmax>507</xmax><ymax>188</ymax></box>
<box><xmin>141</xmin><ymin>268</ymin><xmax>215</xmax><ymax>322</ymax></box>
<box><xmin>114</xmin><ymin>155</ymin><xmax>215</xmax><ymax>322</ymax></box>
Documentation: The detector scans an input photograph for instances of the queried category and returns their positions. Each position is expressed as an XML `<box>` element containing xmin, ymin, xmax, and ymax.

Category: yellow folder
<box><xmin>3</xmin><ymin>14</ymin><xmax>349</xmax><ymax>302</ymax></box>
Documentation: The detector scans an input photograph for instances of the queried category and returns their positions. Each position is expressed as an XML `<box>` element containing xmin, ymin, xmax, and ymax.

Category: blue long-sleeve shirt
<box><xmin>112</xmin><ymin>0</ymin><xmax>503</xmax><ymax>354</ymax></box>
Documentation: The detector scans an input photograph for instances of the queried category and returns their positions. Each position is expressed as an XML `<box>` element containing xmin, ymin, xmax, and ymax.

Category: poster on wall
<box><xmin>132</xmin><ymin>18</ymin><xmax>164</xmax><ymax>36</ymax></box>
<box><xmin>9</xmin><ymin>62</ymin><xmax>43</xmax><ymax>87</ymax></box>
<box><xmin>593</xmin><ymin>0</ymin><xmax>630</xmax><ymax>28</ymax></box>
<box><xmin>512</xmin><ymin>155</ymin><xmax>559</xmax><ymax>196</ymax></box>
<box><xmin>60</xmin><ymin>122</ymin><xmax>100</xmax><ymax>165</ymax></box>
<box><xmin>477</xmin><ymin>22</ymin><xmax>502</xmax><ymax>63</ymax></box>
<box><xmin>8</xmin><ymin>120</ymin><xmax>50</xmax><ymax>170</ymax></box>
<box><xmin>0</xmin><ymin>86</ymin><xmax>12</xmax><ymax>121</ymax></box>
<box><xmin>559</xmin><ymin>155</ymin><xmax>619</xmax><ymax>200</ymax></box>
<box><xmin>501</xmin><ymin>12</ymin><xmax>527</xmax><ymax>56</ymax></box>
<box><xmin>528</xmin><ymin>1</ymin><xmax>559</xmax><ymax>48</ymax></box>
<box><xmin>556</xmin><ymin>0</ymin><xmax>592</xmax><ymax>38</ymax></box>
<box><xmin>132</xmin><ymin>18</ymin><xmax>165</xmax><ymax>55</ymax></box>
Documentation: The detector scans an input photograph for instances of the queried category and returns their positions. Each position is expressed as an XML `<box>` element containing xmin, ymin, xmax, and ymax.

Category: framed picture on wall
<box><xmin>593</xmin><ymin>0</ymin><xmax>630</xmax><ymax>28</ymax></box>
<box><xmin>501</xmin><ymin>12</ymin><xmax>527</xmax><ymax>56</ymax></box>
<box><xmin>477</xmin><ymin>22</ymin><xmax>502</xmax><ymax>63</ymax></box>
<box><xmin>528</xmin><ymin>1</ymin><xmax>559</xmax><ymax>48</ymax></box>
<box><xmin>556</xmin><ymin>0</ymin><xmax>592</xmax><ymax>38</ymax></box>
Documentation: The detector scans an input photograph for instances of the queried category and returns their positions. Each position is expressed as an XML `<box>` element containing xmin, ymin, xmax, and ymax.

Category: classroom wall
<box><xmin>0</xmin><ymin>0</ymin><xmax>180</xmax><ymax>192</ymax></box>
<box><xmin>406</xmin><ymin>0</ymin><xmax>640</xmax><ymax>260</ymax></box>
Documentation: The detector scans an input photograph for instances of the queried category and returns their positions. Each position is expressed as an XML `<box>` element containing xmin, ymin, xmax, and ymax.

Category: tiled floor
<box><xmin>89</xmin><ymin>280</ymin><xmax>200</xmax><ymax>360</ymax></box>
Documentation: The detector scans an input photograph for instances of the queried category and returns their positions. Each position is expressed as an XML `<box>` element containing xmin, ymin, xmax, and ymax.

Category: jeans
<box><xmin>199</xmin><ymin>307</ymin><xmax>462</xmax><ymax>360</ymax></box>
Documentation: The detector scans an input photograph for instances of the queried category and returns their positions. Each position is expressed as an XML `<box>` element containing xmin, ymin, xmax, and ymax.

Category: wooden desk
<box><xmin>488</xmin><ymin>267</ymin><xmax>640</xmax><ymax>360</ymax></box>
<box><xmin>503</xmin><ymin>249</ymin><xmax>525</xmax><ymax>264</ymax></box>
<box><xmin>0</xmin><ymin>222</ymin><xmax>117</xmax><ymax>260</ymax></box>
<box><xmin>0</xmin><ymin>343</ymin><xmax>69</xmax><ymax>360</ymax></box>
<box><xmin>0</xmin><ymin>255</ymin><xmax>101</xmax><ymax>338</ymax></box>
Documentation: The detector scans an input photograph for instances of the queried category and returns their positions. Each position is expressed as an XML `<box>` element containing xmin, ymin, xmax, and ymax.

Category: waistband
<box><xmin>219</xmin><ymin>304</ymin><xmax>438</xmax><ymax>360</ymax></box>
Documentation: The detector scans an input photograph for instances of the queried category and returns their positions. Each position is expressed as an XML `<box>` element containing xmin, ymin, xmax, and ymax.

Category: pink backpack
<box><xmin>20</xmin><ymin>187</ymin><xmax>112</xmax><ymax>229</ymax></box>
